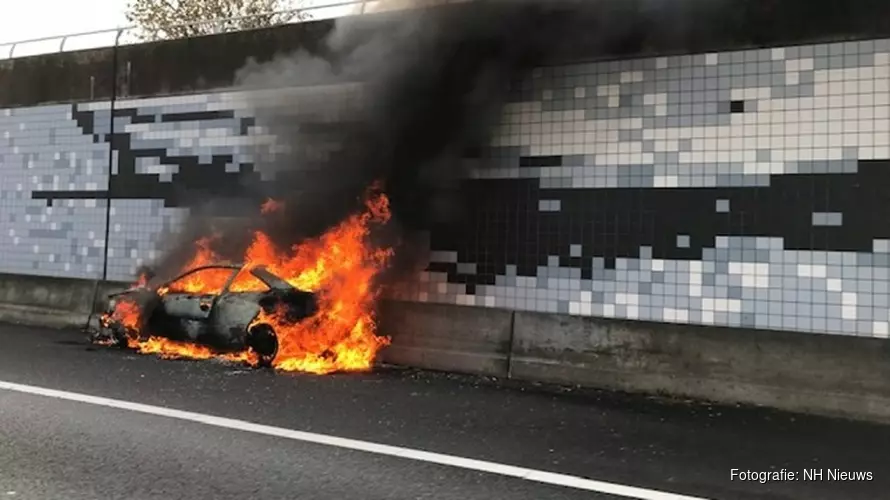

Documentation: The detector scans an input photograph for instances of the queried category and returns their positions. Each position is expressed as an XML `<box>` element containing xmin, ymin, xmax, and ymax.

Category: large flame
<box><xmin>103</xmin><ymin>190</ymin><xmax>394</xmax><ymax>374</ymax></box>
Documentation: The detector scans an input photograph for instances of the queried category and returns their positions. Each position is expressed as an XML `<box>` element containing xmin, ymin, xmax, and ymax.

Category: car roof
<box><xmin>166</xmin><ymin>263</ymin><xmax>295</xmax><ymax>291</ymax></box>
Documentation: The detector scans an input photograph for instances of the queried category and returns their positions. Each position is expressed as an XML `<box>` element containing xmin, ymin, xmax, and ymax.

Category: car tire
<box><xmin>247</xmin><ymin>323</ymin><xmax>278</xmax><ymax>368</ymax></box>
<box><xmin>112</xmin><ymin>325</ymin><xmax>132</xmax><ymax>349</ymax></box>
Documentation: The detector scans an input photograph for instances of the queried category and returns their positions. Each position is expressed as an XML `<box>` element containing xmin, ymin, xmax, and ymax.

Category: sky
<box><xmin>0</xmin><ymin>0</ymin><xmax>128</xmax><ymax>54</ymax></box>
<box><xmin>0</xmin><ymin>0</ymin><xmax>373</xmax><ymax>57</ymax></box>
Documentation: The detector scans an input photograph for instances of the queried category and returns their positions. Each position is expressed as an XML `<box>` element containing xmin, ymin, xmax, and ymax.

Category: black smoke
<box><xmin>250</xmin><ymin>0</ymin><xmax>612</xmax><ymax>233</ymax></box>
<box><xmin>146</xmin><ymin>0</ymin><xmax>661</xmax><ymax>283</ymax></box>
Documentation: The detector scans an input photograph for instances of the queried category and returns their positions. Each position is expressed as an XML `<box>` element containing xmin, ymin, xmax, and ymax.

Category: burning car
<box><xmin>92</xmin><ymin>263</ymin><xmax>319</xmax><ymax>367</ymax></box>
<box><xmin>89</xmin><ymin>191</ymin><xmax>393</xmax><ymax>374</ymax></box>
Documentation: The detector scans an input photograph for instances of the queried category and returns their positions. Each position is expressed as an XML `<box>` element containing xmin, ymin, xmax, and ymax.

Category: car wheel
<box><xmin>112</xmin><ymin>325</ymin><xmax>133</xmax><ymax>349</ymax></box>
<box><xmin>247</xmin><ymin>323</ymin><xmax>278</xmax><ymax>368</ymax></box>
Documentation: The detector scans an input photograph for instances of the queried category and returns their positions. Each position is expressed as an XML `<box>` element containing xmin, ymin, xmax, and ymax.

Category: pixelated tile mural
<box><xmin>1</xmin><ymin>39</ymin><xmax>889</xmax><ymax>338</ymax></box>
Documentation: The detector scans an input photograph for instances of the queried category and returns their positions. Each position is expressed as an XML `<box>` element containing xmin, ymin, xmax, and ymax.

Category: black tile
<box><xmin>240</xmin><ymin>117</ymin><xmax>255</xmax><ymax>136</ymax></box>
<box><xmin>519</xmin><ymin>156</ymin><xmax>562</xmax><ymax>167</ymax></box>
<box><xmin>72</xmin><ymin>105</ymin><xmax>94</xmax><ymax>135</ymax></box>
<box><xmin>112</xmin><ymin>108</ymin><xmax>156</xmax><ymax>124</ymax></box>
<box><xmin>427</xmin><ymin>262</ymin><xmax>457</xmax><ymax>274</ymax></box>
<box><xmin>131</xmin><ymin>114</ymin><xmax>157</xmax><ymax>124</ymax></box>
<box><xmin>33</xmin><ymin>190</ymin><xmax>110</xmax><ymax>201</ymax></box>
<box><xmin>160</xmin><ymin>110</ymin><xmax>235</xmax><ymax>122</ymax></box>
<box><xmin>417</xmin><ymin>160</ymin><xmax>890</xmax><ymax>286</ymax></box>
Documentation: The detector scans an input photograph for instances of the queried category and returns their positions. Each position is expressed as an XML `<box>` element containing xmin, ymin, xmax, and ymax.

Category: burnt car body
<box><xmin>94</xmin><ymin>264</ymin><xmax>318</xmax><ymax>365</ymax></box>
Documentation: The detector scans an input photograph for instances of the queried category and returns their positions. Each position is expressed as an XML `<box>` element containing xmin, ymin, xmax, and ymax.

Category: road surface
<box><xmin>0</xmin><ymin>324</ymin><xmax>885</xmax><ymax>500</ymax></box>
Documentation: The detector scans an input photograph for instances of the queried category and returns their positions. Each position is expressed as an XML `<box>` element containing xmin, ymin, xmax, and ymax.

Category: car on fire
<box><xmin>91</xmin><ymin>264</ymin><xmax>318</xmax><ymax>366</ymax></box>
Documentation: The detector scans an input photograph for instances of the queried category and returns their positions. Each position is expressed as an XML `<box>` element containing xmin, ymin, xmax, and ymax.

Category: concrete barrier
<box><xmin>0</xmin><ymin>273</ymin><xmax>96</xmax><ymax>329</ymax></box>
<box><xmin>377</xmin><ymin>300</ymin><xmax>513</xmax><ymax>378</ymax></box>
<box><xmin>0</xmin><ymin>273</ymin><xmax>129</xmax><ymax>330</ymax></box>
<box><xmin>510</xmin><ymin>311</ymin><xmax>890</xmax><ymax>423</ymax></box>
<box><xmin>5</xmin><ymin>270</ymin><xmax>890</xmax><ymax>423</ymax></box>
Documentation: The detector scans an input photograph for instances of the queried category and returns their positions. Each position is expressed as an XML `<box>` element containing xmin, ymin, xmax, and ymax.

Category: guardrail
<box><xmin>0</xmin><ymin>0</ymin><xmax>463</xmax><ymax>60</ymax></box>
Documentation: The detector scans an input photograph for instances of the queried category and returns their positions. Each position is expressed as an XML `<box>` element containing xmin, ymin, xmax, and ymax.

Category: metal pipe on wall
<box><xmin>82</xmin><ymin>28</ymin><xmax>124</xmax><ymax>333</ymax></box>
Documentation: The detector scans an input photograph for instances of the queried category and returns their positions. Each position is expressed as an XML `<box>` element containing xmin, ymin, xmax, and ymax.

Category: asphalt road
<box><xmin>0</xmin><ymin>324</ymin><xmax>886</xmax><ymax>500</ymax></box>
<box><xmin>0</xmin><ymin>390</ymin><xmax>609</xmax><ymax>500</ymax></box>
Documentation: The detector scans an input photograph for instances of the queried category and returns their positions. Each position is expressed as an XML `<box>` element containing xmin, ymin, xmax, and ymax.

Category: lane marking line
<box><xmin>0</xmin><ymin>380</ymin><xmax>710</xmax><ymax>500</ymax></box>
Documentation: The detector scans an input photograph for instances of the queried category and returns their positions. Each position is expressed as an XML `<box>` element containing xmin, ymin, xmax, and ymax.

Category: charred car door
<box><xmin>147</xmin><ymin>266</ymin><xmax>238</xmax><ymax>343</ymax></box>
<box><xmin>210</xmin><ymin>266</ymin><xmax>319</xmax><ymax>352</ymax></box>
<box><xmin>209</xmin><ymin>267</ymin><xmax>269</xmax><ymax>350</ymax></box>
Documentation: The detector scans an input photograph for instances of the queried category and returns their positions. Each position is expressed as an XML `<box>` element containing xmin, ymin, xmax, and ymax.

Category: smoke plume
<box><xmin>149</xmin><ymin>0</ymin><xmax>663</xmax><ymax>282</ymax></box>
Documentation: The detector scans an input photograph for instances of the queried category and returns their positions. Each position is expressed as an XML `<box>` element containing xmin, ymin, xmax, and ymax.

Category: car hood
<box><xmin>107</xmin><ymin>286</ymin><xmax>152</xmax><ymax>300</ymax></box>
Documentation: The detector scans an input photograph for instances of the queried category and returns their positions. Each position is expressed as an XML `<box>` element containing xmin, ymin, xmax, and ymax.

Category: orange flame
<box><xmin>106</xmin><ymin>190</ymin><xmax>394</xmax><ymax>374</ymax></box>
<box><xmin>131</xmin><ymin>336</ymin><xmax>217</xmax><ymax>360</ymax></box>
<box><xmin>261</xmin><ymin>198</ymin><xmax>284</xmax><ymax>214</ymax></box>
<box><xmin>135</xmin><ymin>272</ymin><xmax>149</xmax><ymax>287</ymax></box>
<box><xmin>110</xmin><ymin>300</ymin><xmax>141</xmax><ymax>332</ymax></box>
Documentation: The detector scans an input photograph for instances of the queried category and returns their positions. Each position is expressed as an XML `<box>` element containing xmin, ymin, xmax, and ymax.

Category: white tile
<box><xmin>626</xmin><ymin>305</ymin><xmax>639</xmax><ymax>319</ymax></box>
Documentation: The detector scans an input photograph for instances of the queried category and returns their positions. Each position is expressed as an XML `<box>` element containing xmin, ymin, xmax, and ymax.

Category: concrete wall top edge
<box><xmin>2</xmin><ymin>0</ymin><xmax>890</xmax><ymax>107</ymax></box>
<box><xmin>0</xmin><ymin>17</ymin><xmax>337</xmax><ymax>109</ymax></box>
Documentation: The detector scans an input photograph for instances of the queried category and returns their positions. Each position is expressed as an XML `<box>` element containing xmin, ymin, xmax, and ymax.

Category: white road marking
<box><xmin>0</xmin><ymin>380</ymin><xmax>710</xmax><ymax>500</ymax></box>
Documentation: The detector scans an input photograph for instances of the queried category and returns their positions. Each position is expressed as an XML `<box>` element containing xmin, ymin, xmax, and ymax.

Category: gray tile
<box><xmin>457</xmin><ymin>262</ymin><xmax>477</xmax><ymax>275</ymax></box>
<box><xmin>812</xmin><ymin>212</ymin><xmax>843</xmax><ymax>227</ymax></box>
